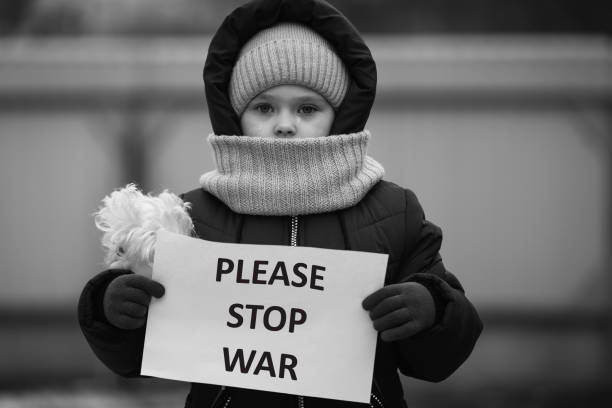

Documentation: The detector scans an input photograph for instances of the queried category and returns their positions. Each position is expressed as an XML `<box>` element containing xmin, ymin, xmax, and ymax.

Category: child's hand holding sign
<box><xmin>103</xmin><ymin>274</ymin><xmax>165</xmax><ymax>330</ymax></box>
<box><xmin>362</xmin><ymin>282</ymin><xmax>436</xmax><ymax>342</ymax></box>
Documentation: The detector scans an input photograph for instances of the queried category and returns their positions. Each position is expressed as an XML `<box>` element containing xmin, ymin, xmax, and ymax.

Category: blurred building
<box><xmin>0</xmin><ymin>1</ymin><xmax>611</xmax><ymax>407</ymax></box>
<box><xmin>1</xmin><ymin>0</ymin><xmax>611</xmax><ymax>35</ymax></box>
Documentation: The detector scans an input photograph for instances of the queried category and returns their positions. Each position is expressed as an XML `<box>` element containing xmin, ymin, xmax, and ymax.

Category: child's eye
<box><xmin>298</xmin><ymin>105</ymin><xmax>319</xmax><ymax>114</ymax></box>
<box><xmin>254</xmin><ymin>103</ymin><xmax>273</xmax><ymax>114</ymax></box>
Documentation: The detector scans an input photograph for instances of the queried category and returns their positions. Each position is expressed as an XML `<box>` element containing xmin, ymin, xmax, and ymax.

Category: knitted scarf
<box><xmin>199</xmin><ymin>130</ymin><xmax>384</xmax><ymax>216</ymax></box>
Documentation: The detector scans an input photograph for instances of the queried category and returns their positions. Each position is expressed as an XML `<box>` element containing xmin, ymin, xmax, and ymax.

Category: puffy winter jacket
<box><xmin>78</xmin><ymin>1</ymin><xmax>482</xmax><ymax>407</ymax></box>
<box><xmin>79</xmin><ymin>181</ymin><xmax>482</xmax><ymax>408</ymax></box>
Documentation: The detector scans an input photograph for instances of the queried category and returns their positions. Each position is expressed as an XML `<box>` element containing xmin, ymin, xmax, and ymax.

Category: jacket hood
<box><xmin>203</xmin><ymin>0</ymin><xmax>377</xmax><ymax>136</ymax></box>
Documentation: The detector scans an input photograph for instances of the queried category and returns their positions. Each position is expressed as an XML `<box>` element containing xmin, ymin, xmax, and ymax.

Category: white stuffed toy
<box><xmin>94</xmin><ymin>184</ymin><xmax>194</xmax><ymax>277</ymax></box>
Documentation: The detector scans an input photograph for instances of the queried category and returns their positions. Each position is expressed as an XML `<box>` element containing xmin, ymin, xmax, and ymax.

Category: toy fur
<box><xmin>94</xmin><ymin>184</ymin><xmax>194</xmax><ymax>275</ymax></box>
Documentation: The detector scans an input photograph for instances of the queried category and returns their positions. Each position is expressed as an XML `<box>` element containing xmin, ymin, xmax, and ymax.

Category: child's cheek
<box><xmin>253</xmin><ymin>125</ymin><xmax>266</xmax><ymax>138</ymax></box>
<box><xmin>255</xmin><ymin>121</ymin><xmax>274</xmax><ymax>138</ymax></box>
<box><xmin>241</xmin><ymin>113</ymin><xmax>271</xmax><ymax>138</ymax></box>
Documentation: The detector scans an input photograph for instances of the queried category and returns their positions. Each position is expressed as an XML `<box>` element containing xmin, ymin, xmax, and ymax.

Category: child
<box><xmin>78</xmin><ymin>0</ymin><xmax>483</xmax><ymax>407</ymax></box>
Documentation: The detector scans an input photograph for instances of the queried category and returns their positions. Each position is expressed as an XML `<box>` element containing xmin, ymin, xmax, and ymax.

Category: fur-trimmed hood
<box><xmin>203</xmin><ymin>0</ymin><xmax>377</xmax><ymax>136</ymax></box>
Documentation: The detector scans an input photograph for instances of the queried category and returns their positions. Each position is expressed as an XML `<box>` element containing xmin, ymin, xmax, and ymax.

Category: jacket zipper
<box><xmin>215</xmin><ymin>386</ymin><xmax>231</xmax><ymax>408</ymax></box>
<box><xmin>290</xmin><ymin>216</ymin><xmax>305</xmax><ymax>408</ymax></box>
<box><xmin>370</xmin><ymin>392</ymin><xmax>384</xmax><ymax>408</ymax></box>
<box><xmin>370</xmin><ymin>379</ymin><xmax>385</xmax><ymax>408</ymax></box>
<box><xmin>290</xmin><ymin>215</ymin><xmax>299</xmax><ymax>247</ymax></box>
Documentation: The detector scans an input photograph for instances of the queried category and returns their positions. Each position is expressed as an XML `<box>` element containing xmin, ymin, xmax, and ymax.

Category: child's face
<box><xmin>240</xmin><ymin>85</ymin><xmax>334</xmax><ymax>138</ymax></box>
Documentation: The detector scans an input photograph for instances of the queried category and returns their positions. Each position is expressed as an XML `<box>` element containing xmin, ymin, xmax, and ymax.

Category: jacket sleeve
<box><xmin>394</xmin><ymin>189</ymin><xmax>483</xmax><ymax>382</ymax></box>
<box><xmin>77</xmin><ymin>269</ymin><xmax>146</xmax><ymax>378</ymax></box>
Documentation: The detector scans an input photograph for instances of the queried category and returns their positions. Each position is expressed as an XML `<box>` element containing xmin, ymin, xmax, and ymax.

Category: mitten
<box><xmin>103</xmin><ymin>273</ymin><xmax>165</xmax><ymax>329</ymax></box>
<box><xmin>362</xmin><ymin>282</ymin><xmax>436</xmax><ymax>341</ymax></box>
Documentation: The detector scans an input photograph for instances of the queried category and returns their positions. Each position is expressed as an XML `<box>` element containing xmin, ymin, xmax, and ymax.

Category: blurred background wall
<box><xmin>0</xmin><ymin>1</ymin><xmax>611</xmax><ymax>407</ymax></box>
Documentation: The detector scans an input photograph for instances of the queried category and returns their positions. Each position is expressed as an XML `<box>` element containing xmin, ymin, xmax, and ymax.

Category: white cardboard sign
<box><xmin>141</xmin><ymin>230</ymin><xmax>388</xmax><ymax>403</ymax></box>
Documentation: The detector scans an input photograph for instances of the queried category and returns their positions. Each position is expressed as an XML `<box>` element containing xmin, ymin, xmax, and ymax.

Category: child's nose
<box><xmin>273</xmin><ymin>112</ymin><xmax>297</xmax><ymax>138</ymax></box>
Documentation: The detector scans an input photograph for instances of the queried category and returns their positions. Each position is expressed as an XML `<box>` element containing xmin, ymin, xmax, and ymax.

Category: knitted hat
<box><xmin>228</xmin><ymin>22</ymin><xmax>350</xmax><ymax>116</ymax></box>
